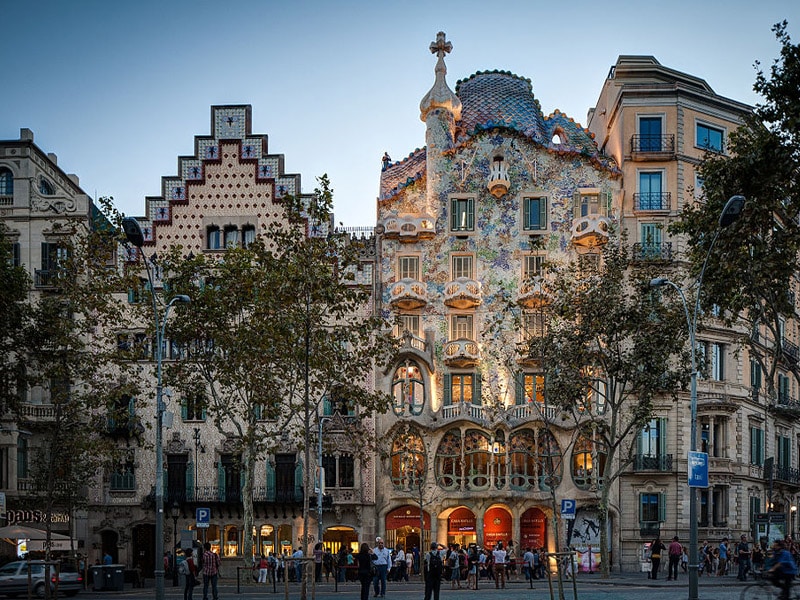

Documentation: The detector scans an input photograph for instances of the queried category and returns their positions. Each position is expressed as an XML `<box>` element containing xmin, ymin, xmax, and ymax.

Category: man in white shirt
<box><xmin>393</xmin><ymin>544</ymin><xmax>406</xmax><ymax>581</ymax></box>
<box><xmin>372</xmin><ymin>537</ymin><xmax>392</xmax><ymax>597</ymax></box>
<box><xmin>492</xmin><ymin>542</ymin><xmax>507</xmax><ymax>589</ymax></box>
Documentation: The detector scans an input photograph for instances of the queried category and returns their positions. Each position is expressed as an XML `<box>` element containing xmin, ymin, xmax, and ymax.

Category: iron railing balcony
<box><xmin>633</xmin><ymin>454</ymin><xmax>674</xmax><ymax>472</ymax></box>
<box><xmin>632</xmin><ymin>242</ymin><xmax>673</xmax><ymax>262</ymax></box>
<box><xmin>630</xmin><ymin>134</ymin><xmax>675</xmax><ymax>155</ymax></box>
<box><xmin>774</xmin><ymin>464</ymin><xmax>800</xmax><ymax>486</ymax></box>
<box><xmin>634</xmin><ymin>192</ymin><xmax>671</xmax><ymax>211</ymax></box>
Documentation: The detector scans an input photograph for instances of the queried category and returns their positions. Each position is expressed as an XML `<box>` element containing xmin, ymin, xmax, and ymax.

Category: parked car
<box><xmin>0</xmin><ymin>561</ymin><xmax>81</xmax><ymax>597</ymax></box>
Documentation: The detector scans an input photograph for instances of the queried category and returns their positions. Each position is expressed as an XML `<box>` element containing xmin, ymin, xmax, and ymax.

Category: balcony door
<box><xmin>639</xmin><ymin>117</ymin><xmax>662</xmax><ymax>151</ymax></box>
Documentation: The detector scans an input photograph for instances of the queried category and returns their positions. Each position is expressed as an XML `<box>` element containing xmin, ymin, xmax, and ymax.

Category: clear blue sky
<box><xmin>1</xmin><ymin>0</ymin><xmax>797</xmax><ymax>227</ymax></box>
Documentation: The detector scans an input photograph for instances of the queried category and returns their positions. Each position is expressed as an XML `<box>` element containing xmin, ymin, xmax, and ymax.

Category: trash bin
<box><xmin>91</xmin><ymin>565</ymin><xmax>105</xmax><ymax>591</ymax></box>
<box><xmin>104</xmin><ymin>565</ymin><xmax>125</xmax><ymax>591</ymax></box>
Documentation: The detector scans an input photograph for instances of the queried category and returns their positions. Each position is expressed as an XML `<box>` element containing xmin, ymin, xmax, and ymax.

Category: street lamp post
<box><xmin>171</xmin><ymin>502</ymin><xmax>180</xmax><ymax>586</ymax></box>
<box><xmin>317</xmin><ymin>416</ymin><xmax>331</xmax><ymax>547</ymax></box>
<box><xmin>122</xmin><ymin>217</ymin><xmax>190</xmax><ymax>600</ymax></box>
<box><xmin>791</xmin><ymin>505</ymin><xmax>797</xmax><ymax>539</ymax></box>
<box><xmin>650</xmin><ymin>195</ymin><xmax>744</xmax><ymax>600</ymax></box>
<box><xmin>193</xmin><ymin>428</ymin><xmax>203</xmax><ymax>501</ymax></box>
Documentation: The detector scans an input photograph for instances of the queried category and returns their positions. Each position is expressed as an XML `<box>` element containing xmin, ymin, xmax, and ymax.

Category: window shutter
<box><xmin>254</xmin><ymin>404</ymin><xmax>262</xmax><ymax>420</ymax></box>
<box><xmin>128</xmin><ymin>288</ymin><xmax>136</xmax><ymax>303</ymax></box>
<box><xmin>266</xmin><ymin>461</ymin><xmax>276</xmax><ymax>502</ymax></box>
<box><xmin>186</xmin><ymin>461</ymin><xmax>194</xmax><ymax>501</ymax></box>
<box><xmin>443</xmin><ymin>374</ymin><xmax>452</xmax><ymax>406</ymax></box>
<box><xmin>41</xmin><ymin>242</ymin><xmax>49</xmax><ymax>270</ymax></box>
<box><xmin>539</xmin><ymin>198</ymin><xmax>547</xmax><ymax>229</ymax></box>
<box><xmin>636</xmin><ymin>427</ymin><xmax>644</xmax><ymax>456</ymax></box>
<box><xmin>181</xmin><ymin>399</ymin><xmax>188</xmax><ymax>421</ymax></box>
<box><xmin>602</xmin><ymin>190</ymin><xmax>612</xmax><ymax>216</ymax></box>
<box><xmin>323</xmin><ymin>395</ymin><xmax>332</xmax><ymax>416</ymax></box>
<box><xmin>450</xmin><ymin>200</ymin><xmax>458</xmax><ymax>231</ymax></box>
<box><xmin>467</xmin><ymin>199</ymin><xmax>474</xmax><ymax>230</ymax></box>
<box><xmin>472</xmin><ymin>373</ymin><xmax>482</xmax><ymax>405</ymax></box>
<box><xmin>128</xmin><ymin>396</ymin><xmax>136</xmax><ymax>418</ymax></box>
<box><xmin>523</xmin><ymin>199</ymin><xmax>531</xmax><ymax>229</ymax></box>
<box><xmin>201</xmin><ymin>406</ymin><xmax>207</xmax><ymax>421</ymax></box>
<box><xmin>572</xmin><ymin>191</ymin><xmax>581</xmax><ymax>219</ymax></box>
<box><xmin>658</xmin><ymin>493</ymin><xmax>666</xmax><ymax>522</ymax></box>
<box><xmin>638</xmin><ymin>494</ymin><xmax>644</xmax><ymax>523</ymax></box>
<box><xmin>514</xmin><ymin>372</ymin><xmax>525</xmax><ymax>405</ymax></box>
<box><xmin>217</xmin><ymin>462</ymin><xmax>226</xmax><ymax>502</ymax></box>
<box><xmin>658</xmin><ymin>418</ymin><xmax>667</xmax><ymax>457</ymax></box>
<box><xmin>294</xmin><ymin>458</ymin><xmax>303</xmax><ymax>502</ymax></box>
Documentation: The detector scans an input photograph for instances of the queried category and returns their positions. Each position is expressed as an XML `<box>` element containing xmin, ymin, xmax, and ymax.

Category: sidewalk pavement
<box><xmin>77</xmin><ymin>570</ymin><xmax>756</xmax><ymax>597</ymax></box>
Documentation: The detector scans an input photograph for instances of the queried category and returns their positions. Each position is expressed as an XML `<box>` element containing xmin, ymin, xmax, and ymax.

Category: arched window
<box><xmin>392</xmin><ymin>360</ymin><xmax>425</xmax><ymax>415</ymax></box>
<box><xmin>224</xmin><ymin>226</ymin><xmax>239</xmax><ymax>248</ymax></box>
<box><xmin>537</xmin><ymin>430</ymin><xmax>562</xmax><ymax>491</ymax></box>
<box><xmin>0</xmin><ymin>168</ymin><xmax>13</xmax><ymax>197</ymax></box>
<box><xmin>207</xmin><ymin>226</ymin><xmax>221</xmax><ymax>250</ymax></box>
<box><xmin>464</xmin><ymin>430</ymin><xmax>491</xmax><ymax>490</ymax></box>
<box><xmin>39</xmin><ymin>177</ymin><xmax>55</xmax><ymax>195</ymax></box>
<box><xmin>390</xmin><ymin>431</ymin><xmax>426</xmax><ymax>491</ymax></box>
<box><xmin>509</xmin><ymin>429</ymin><xmax>537</xmax><ymax>490</ymax></box>
<box><xmin>242</xmin><ymin>225</ymin><xmax>256</xmax><ymax>248</ymax></box>
<box><xmin>435</xmin><ymin>429</ymin><xmax>462</xmax><ymax>490</ymax></box>
<box><xmin>572</xmin><ymin>432</ymin><xmax>606</xmax><ymax>490</ymax></box>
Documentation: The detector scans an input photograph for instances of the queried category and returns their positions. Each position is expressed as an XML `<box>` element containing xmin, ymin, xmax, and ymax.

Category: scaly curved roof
<box><xmin>455</xmin><ymin>71</ymin><xmax>547</xmax><ymax>142</ymax></box>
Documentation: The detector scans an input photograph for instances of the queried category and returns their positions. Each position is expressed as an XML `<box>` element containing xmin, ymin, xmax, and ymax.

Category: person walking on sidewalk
<box><xmin>492</xmin><ymin>542</ymin><xmax>507</xmax><ymax>589</ymax></box>
<box><xmin>423</xmin><ymin>543</ymin><xmax>444</xmax><ymax>600</ymax></box>
<box><xmin>737</xmin><ymin>535</ymin><xmax>752</xmax><ymax>581</ymax></box>
<box><xmin>356</xmin><ymin>543</ymin><xmax>373</xmax><ymax>600</ymax></box>
<box><xmin>667</xmin><ymin>536</ymin><xmax>682</xmax><ymax>580</ymax></box>
<box><xmin>371</xmin><ymin>537</ymin><xmax>391</xmax><ymax>597</ymax></box>
<box><xmin>201</xmin><ymin>542</ymin><xmax>220</xmax><ymax>600</ymax></box>
<box><xmin>649</xmin><ymin>537</ymin><xmax>665</xmax><ymax>580</ymax></box>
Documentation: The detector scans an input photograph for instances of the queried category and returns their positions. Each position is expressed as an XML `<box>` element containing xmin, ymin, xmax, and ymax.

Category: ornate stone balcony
<box><xmin>487</xmin><ymin>160</ymin><xmax>510</xmax><ymax>198</ymax></box>
<box><xmin>443</xmin><ymin>338</ymin><xmax>480</xmax><ymax>367</ymax></box>
<box><xmin>441</xmin><ymin>402</ymin><xmax>486</xmax><ymax>422</ymax></box>
<box><xmin>388</xmin><ymin>278</ymin><xmax>428</xmax><ymax>310</ymax></box>
<box><xmin>443</xmin><ymin>277</ymin><xmax>482</xmax><ymax>309</ymax></box>
<box><xmin>517</xmin><ymin>277</ymin><xmax>550</xmax><ymax>309</ymax></box>
<box><xmin>571</xmin><ymin>215</ymin><xmax>611</xmax><ymax>248</ymax></box>
<box><xmin>381</xmin><ymin>213</ymin><xmax>436</xmax><ymax>243</ymax></box>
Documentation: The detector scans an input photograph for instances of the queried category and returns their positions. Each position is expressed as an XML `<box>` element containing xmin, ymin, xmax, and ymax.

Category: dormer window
<box><xmin>39</xmin><ymin>178</ymin><xmax>55</xmax><ymax>195</ymax></box>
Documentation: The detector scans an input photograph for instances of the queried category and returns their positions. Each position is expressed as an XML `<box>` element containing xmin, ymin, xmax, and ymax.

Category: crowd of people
<box><xmin>645</xmin><ymin>534</ymin><xmax>799</xmax><ymax>600</ymax></box>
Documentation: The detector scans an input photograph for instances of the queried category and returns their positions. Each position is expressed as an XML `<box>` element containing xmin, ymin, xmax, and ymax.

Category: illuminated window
<box><xmin>398</xmin><ymin>256</ymin><xmax>420</xmax><ymax>280</ymax></box>
<box><xmin>435</xmin><ymin>429</ymin><xmax>463</xmax><ymax>490</ymax></box>
<box><xmin>392</xmin><ymin>360</ymin><xmax>425</xmax><ymax>415</ymax></box>
<box><xmin>451</xmin><ymin>255</ymin><xmax>474</xmax><ymax>279</ymax></box>
<box><xmin>450</xmin><ymin>314</ymin><xmax>473</xmax><ymax>340</ymax></box>
<box><xmin>391</xmin><ymin>432</ymin><xmax>426</xmax><ymax>491</ymax></box>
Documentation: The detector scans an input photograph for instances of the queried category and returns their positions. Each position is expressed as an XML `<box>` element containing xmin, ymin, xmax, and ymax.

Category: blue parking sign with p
<box><xmin>196</xmin><ymin>507</ymin><xmax>210</xmax><ymax>528</ymax></box>
<box><xmin>561</xmin><ymin>499</ymin><xmax>576</xmax><ymax>519</ymax></box>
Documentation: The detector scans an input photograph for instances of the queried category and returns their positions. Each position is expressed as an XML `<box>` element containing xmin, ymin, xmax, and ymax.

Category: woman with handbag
<box><xmin>179</xmin><ymin>548</ymin><xmax>199</xmax><ymax>600</ymax></box>
<box><xmin>356</xmin><ymin>543</ymin><xmax>373</xmax><ymax>600</ymax></box>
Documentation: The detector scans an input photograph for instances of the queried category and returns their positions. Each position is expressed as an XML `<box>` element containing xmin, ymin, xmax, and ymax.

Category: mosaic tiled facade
<box><xmin>5</xmin><ymin>34</ymin><xmax>793</xmax><ymax>577</ymax></box>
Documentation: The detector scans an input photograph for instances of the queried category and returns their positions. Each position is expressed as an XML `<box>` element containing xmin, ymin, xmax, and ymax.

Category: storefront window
<box><xmin>224</xmin><ymin>525</ymin><xmax>240</xmax><ymax>557</ymax></box>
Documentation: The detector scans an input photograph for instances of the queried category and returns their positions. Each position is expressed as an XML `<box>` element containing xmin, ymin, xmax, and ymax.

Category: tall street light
<box><xmin>317</xmin><ymin>416</ymin><xmax>331</xmax><ymax>547</ymax></box>
<box><xmin>650</xmin><ymin>194</ymin><xmax>744</xmax><ymax>600</ymax></box>
<box><xmin>122</xmin><ymin>217</ymin><xmax>190</xmax><ymax>600</ymax></box>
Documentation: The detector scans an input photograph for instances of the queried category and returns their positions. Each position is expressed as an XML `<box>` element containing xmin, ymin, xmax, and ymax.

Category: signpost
<box><xmin>561</xmin><ymin>499</ymin><xmax>576</xmax><ymax>520</ymax></box>
<box><xmin>688</xmin><ymin>451</ymin><xmax>709</xmax><ymax>488</ymax></box>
